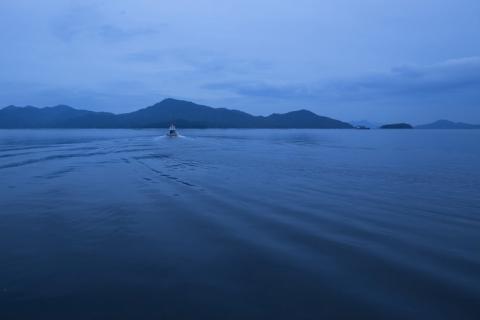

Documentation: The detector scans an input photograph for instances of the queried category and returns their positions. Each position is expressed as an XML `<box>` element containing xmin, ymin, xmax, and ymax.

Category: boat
<box><xmin>166</xmin><ymin>124</ymin><xmax>178</xmax><ymax>137</ymax></box>
<box><xmin>355</xmin><ymin>125</ymin><xmax>370</xmax><ymax>130</ymax></box>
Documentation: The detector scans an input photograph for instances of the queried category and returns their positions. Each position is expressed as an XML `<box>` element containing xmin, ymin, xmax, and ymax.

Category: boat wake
<box><xmin>154</xmin><ymin>134</ymin><xmax>188</xmax><ymax>141</ymax></box>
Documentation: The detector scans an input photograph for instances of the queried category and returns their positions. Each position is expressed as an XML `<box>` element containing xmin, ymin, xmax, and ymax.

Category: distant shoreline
<box><xmin>1</xmin><ymin>98</ymin><xmax>479</xmax><ymax>129</ymax></box>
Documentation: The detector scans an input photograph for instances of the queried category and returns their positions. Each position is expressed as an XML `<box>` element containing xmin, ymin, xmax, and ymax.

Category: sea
<box><xmin>0</xmin><ymin>129</ymin><xmax>479</xmax><ymax>319</ymax></box>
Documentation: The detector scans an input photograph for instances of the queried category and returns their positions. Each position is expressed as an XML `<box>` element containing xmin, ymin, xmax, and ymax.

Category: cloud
<box><xmin>340</xmin><ymin>56</ymin><xmax>480</xmax><ymax>96</ymax></box>
<box><xmin>204</xmin><ymin>57</ymin><xmax>480</xmax><ymax>104</ymax></box>
<box><xmin>50</xmin><ymin>3</ymin><xmax>161</xmax><ymax>43</ymax></box>
<box><xmin>126</xmin><ymin>49</ymin><xmax>271</xmax><ymax>72</ymax></box>
<box><xmin>96</xmin><ymin>25</ymin><xmax>158</xmax><ymax>42</ymax></box>
<box><xmin>204</xmin><ymin>82</ymin><xmax>311</xmax><ymax>100</ymax></box>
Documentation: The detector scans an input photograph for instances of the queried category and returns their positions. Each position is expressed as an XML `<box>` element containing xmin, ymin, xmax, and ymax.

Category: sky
<box><xmin>0</xmin><ymin>0</ymin><xmax>479</xmax><ymax>123</ymax></box>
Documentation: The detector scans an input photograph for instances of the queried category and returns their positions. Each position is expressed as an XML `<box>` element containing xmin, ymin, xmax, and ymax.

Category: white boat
<box><xmin>166</xmin><ymin>124</ymin><xmax>178</xmax><ymax>137</ymax></box>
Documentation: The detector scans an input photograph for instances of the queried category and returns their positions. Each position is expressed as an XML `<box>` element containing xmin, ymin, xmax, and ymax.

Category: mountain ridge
<box><xmin>0</xmin><ymin>98</ymin><xmax>353</xmax><ymax>129</ymax></box>
<box><xmin>416</xmin><ymin>120</ymin><xmax>480</xmax><ymax>129</ymax></box>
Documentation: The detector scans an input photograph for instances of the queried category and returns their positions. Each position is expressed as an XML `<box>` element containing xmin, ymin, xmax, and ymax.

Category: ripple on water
<box><xmin>0</xmin><ymin>129</ymin><xmax>479</xmax><ymax>320</ymax></box>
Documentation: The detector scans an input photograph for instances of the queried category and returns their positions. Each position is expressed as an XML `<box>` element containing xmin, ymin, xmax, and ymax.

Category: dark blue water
<box><xmin>1</xmin><ymin>129</ymin><xmax>479</xmax><ymax>319</ymax></box>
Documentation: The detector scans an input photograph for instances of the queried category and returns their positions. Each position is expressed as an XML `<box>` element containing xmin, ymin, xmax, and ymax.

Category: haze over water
<box><xmin>1</xmin><ymin>129</ymin><xmax>479</xmax><ymax>319</ymax></box>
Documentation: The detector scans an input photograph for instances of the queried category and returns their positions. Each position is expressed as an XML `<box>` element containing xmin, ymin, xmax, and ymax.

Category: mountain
<box><xmin>262</xmin><ymin>109</ymin><xmax>352</xmax><ymax>129</ymax></box>
<box><xmin>0</xmin><ymin>98</ymin><xmax>353</xmax><ymax>129</ymax></box>
<box><xmin>114</xmin><ymin>99</ymin><xmax>260</xmax><ymax>128</ymax></box>
<box><xmin>416</xmin><ymin>120</ymin><xmax>480</xmax><ymax>129</ymax></box>
<box><xmin>380</xmin><ymin>123</ymin><xmax>413</xmax><ymax>129</ymax></box>
<box><xmin>0</xmin><ymin>105</ymin><xmax>116</xmax><ymax>128</ymax></box>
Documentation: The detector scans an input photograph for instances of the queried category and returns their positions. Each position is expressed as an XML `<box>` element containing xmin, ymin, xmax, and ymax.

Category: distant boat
<box><xmin>355</xmin><ymin>125</ymin><xmax>370</xmax><ymax>130</ymax></box>
<box><xmin>166</xmin><ymin>124</ymin><xmax>178</xmax><ymax>137</ymax></box>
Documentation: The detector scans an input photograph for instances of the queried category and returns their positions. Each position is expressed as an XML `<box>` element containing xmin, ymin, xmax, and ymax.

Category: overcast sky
<box><xmin>0</xmin><ymin>0</ymin><xmax>479</xmax><ymax>123</ymax></box>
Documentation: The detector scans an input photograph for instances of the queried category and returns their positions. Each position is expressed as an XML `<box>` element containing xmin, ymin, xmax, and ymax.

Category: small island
<box><xmin>380</xmin><ymin>123</ymin><xmax>413</xmax><ymax>129</ymax></box>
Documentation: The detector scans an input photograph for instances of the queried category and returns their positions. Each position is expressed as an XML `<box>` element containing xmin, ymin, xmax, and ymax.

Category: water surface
<box><xmin>0</xmin><ymin>129</ymin><xmax>479</xmax><ymax>319</ymax></box>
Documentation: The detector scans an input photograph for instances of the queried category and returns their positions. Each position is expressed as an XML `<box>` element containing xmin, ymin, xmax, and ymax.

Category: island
<box><xmin>380</xmin><ymin>123</ymin><xmax>413</xmax><ymax>129</ymax></box>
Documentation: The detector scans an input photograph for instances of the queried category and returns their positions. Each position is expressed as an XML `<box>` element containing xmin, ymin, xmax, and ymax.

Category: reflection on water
<box><xmin>0</xmin><ymin>129</ymin><xmax>479</xmax><ymax>319</ymax></box>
